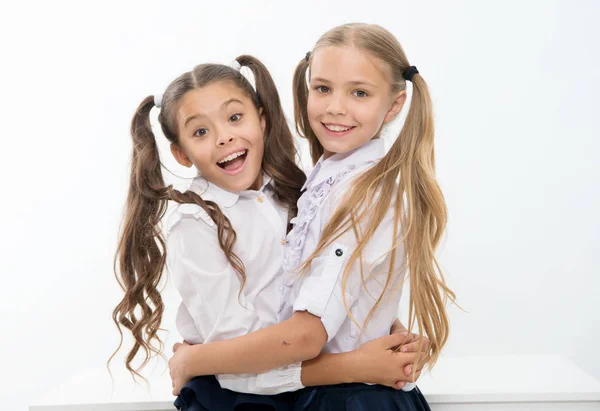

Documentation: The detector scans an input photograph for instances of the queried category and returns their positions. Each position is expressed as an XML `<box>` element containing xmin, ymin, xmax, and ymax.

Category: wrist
<box><xmin>187</xmin><ymin>343</ymin><xmax>207</xmax><ymax>377</ymax></box>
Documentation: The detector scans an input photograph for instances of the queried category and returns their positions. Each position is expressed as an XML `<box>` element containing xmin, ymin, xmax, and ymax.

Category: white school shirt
<box><xmin>279</xmin><ymin>138</ymin><xmax>416</xmax><ymax>391</ymax></box>
<box><xmin>166</xmin><ymin>174</ymin><xmax>303</xmax><ymax>394</ymax></box>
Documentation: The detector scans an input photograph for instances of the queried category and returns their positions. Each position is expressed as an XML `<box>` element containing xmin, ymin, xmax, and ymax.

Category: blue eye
<box><xmin>229</xmin><ymin>113</ymin><xmax>242</xmax><ymax>122</ymax></box>
<box><xmin>316</xmin><ymin>86</ymin><xmax>330</xmax><ymax>93</ymax></box>
<box><xmin>194</xmin><ymin>128</ymin><xmax>208</xmax><ymax>137</ymax></box>
<box><xmin>353</xmin><ymin>90</ymin><xmax>368</xmax><ymax>98</ymax></box>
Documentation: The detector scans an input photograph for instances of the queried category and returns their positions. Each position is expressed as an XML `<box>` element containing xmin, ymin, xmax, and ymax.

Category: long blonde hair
<box><xmin>293</xmin><ymin>23</ymin><xmax>455</xmax><ymax>368</ymax></box>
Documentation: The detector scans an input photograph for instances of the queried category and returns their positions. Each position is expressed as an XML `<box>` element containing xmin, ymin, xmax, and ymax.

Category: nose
<box><xmin>327</xmin><ymin>93</ymin><xmax>347</xmax><ymax>116</ymax></box>
<box><xmin>216</xmin><ymin>133</ymin><xmax>235</xmax><ymax>147</ymax></box>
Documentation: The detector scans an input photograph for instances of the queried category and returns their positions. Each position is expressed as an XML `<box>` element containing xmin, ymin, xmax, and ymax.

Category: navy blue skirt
<box><xmin>293</xmin><ymin>383</ymin><xmax>431</xmax><ymax>411</ymax></box>
<box><xmin>174</xmin><ymin>375</ymin><xmax>296</xmax><ymax>411</ymax></box>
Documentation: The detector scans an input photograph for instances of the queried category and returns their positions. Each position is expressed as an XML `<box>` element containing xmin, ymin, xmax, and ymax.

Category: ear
<box><xmin>384</xmin><ymin>90</ymin><xmax>407</xmax><ymax>124</ymax></box>
<box><xmin>170</xmin><ymin>143</ymin><xmax>193</xmax><ymax>168</ymax></box>
<box><xmin>258</xmin><ymin>107</ymin><xmax>266</xmax><ymax>134</ymax></box>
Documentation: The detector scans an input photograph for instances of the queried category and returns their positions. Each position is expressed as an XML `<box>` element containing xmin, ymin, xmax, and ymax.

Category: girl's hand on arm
<box><xmin>354</xmin><ymin>334</ymin><xmax>425</xmax><ymax>388</ymax></box>
<box><xmin>301</xmin><ymin>333</ymin><xmax>420</xmax><ymax>390</ymax></box>
<box><xmin>170</xmin><ymin>341</ymin><xmax>193</xmax><ymax>395</ymax></box>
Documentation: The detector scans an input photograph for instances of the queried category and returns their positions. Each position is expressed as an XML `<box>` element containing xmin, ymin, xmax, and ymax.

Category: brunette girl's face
<box><xmin>307</xmin><ymin>45</ymin><xmax>406</xmax><ymax>158</ymax></box>
<box><xmin>171</xmin><ymin>81</ymin><xmax>266</xmax><ymax>192</ymax></box>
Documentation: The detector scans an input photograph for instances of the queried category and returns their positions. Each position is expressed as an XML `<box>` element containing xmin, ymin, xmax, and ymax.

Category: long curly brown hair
<box><xmin>293</xmin><ymin>23</ymin><xmax>455</xmax><ymax>369</ymax></box>
<box><xmin>110</xmin><ymin>55</ymin><xmax>306</xmax><ymax>378</ymax></box>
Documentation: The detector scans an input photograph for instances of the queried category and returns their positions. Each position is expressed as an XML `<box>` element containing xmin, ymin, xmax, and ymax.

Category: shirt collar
<box><xmin>302</xmin><ymin>139</ymin><xmax>386</xmax><ymax>191</ymax></box>
<box><xmin>188</xmin><ymin>172</ymin><xmax>273</xmax><ymax>208</ymax></box>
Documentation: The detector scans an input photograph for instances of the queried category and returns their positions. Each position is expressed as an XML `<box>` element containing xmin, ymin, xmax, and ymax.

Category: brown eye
<box><xmin>194</xmin><ymin>128</ymin><xmax>208</xmax><ymax>137</ymax></box>
<box><xmin>229</xmin><ymin>113</ymin><xmax>242</xmax><ymax>122</ymax></box>
<box><xmin>316</xmin><ymin>86</ymin><xmax>330</xmax><ymax>93</ymax></box>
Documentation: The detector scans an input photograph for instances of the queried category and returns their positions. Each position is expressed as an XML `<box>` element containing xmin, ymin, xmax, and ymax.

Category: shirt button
<box><xmin>335</xmin><ymin>249</ymin><xmax>343</xmax><ymax>257</ymax></box>
<box><xmin>281</xmin><ymin>238</ymin><xmax>286</xmax><ymax>245</ymax></box>
<box><xmin>257</xmin><ymin>196</ymin><xmax>264</xmax><ymax>203</ymax></box>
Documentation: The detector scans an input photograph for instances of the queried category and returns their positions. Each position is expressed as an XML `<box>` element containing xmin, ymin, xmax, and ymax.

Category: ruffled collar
<box><xmin>302</xmin><ymin>139</ymin><xmax>386</xmax><ymax>191</ymax></box>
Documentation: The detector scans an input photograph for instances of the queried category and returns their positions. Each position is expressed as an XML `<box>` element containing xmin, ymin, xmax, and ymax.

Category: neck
<box><xmin>249</xmin><ymin>171</ymin><xmax>264</xmax><ymax>191</ymax></box>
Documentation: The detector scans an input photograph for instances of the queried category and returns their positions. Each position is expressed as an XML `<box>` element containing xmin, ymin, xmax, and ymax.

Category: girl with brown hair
<box><xmin>113</xmin><ymin>55</ymin><xmax>428</xmax><ymax>411</ymax></box>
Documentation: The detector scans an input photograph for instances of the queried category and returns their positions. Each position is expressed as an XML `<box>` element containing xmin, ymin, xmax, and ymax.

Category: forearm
<box><xmin>188</xmin><ymin>311</ymin><xmax>327</xmax><ymax>377</ymax></box>
<box><xmin>300</xmin><ymin>351</ymin><xmax>357</xmax><ymax>386</ymax></box>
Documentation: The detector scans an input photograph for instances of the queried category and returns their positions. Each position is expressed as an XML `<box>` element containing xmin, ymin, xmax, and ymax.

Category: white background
<box><xmin>1</xmin><ymin>1</ymin><xmax>599</xmax><ymax>410</ymax></box>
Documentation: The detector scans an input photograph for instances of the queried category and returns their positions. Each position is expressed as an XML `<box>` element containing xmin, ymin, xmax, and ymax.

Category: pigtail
<box><xmin>395</xmin><ymin>73</ymin><xmax>454</xmax><ymax>369</ymax></box>
<box><xmin>109</xmin><ymin>96</ymin><xmax>170</xmax><ymax>379</ymax></box>
<box><xmin>292</xmin><ymin>57</ymin><xmax>323</xmax><ymax>164</ymax></box>
<box><xmin>237</xmin><ymin>55</ymin><xmax>305</xmax><ymax>229</ymax></box>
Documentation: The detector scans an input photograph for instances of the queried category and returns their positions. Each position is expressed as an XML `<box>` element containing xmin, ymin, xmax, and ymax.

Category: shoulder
<box><xmin>166</xmin><ymin>202</ymin><xmax>216</xmax><ymax>236</ymax></box>
<box><xmin>325</xmin><ymin>163</ymin><xmax>401</xmax><ymax>218</ymax></box>
<box><xmin>324</xmin><ymin>162</ymin><xmax>381</xmax><ymax>204</ymax></box>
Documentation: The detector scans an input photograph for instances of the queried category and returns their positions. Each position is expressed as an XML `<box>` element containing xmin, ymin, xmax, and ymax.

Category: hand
<box><xmin>352</xmin><ymin>333</ymin><xmax>421</xmax><ymax>390</ymax></box>
<box><xmin>169</xmin><ymin>341</ymin><xmax>193</xmax><ymax>396</ymax></box>
<box><xmin>395</xmin><ymin>332</ymin><xmax>431</xmax><ymax>383</ymax></box>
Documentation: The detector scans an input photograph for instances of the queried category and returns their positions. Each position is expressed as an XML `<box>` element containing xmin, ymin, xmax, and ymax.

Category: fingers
<box><xmin>172</xmin><ymin>379</ymin><xmax>182</xmax><ymax>396</ymax></box>
<box><xmin>400</xmin><ymin>341</ymin><xmax>425</xmax><ymax>353</ymax></box>
<box><xmin>404</xmin><ymin>353</ymin><xmax>430</xmax><ymax>377</ymax></box>
<box><xmin>401</xmin><ymin>336</ymin><xmax>431</xmax><ymax>352</ymax></box>
<box><xmin>377</xmin><ymin>333</ymin><xmax>410</xmax><ymax>350</ymax></box>
<box><xmin>403</xmin><ymin>362</ymin><xmax>425</xmax><ymax>376</ymax></box>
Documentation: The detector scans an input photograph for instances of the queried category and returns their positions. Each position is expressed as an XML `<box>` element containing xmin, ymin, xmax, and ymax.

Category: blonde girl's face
<box><xmin>170</xmin><ymin>81</ymin><xmax>266</xmax><ymax>192</ymax></box>
<box><xmin>307</xmin><ymin>45</ymin><xmax>406</xmax><ymax>158</ymax></box>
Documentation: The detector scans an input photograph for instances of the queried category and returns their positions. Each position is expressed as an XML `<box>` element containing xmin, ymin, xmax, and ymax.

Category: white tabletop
<box><xmin>30</xmin><ymin>354</ymin><xmax>600</xmax><ymax>411</ymax></box>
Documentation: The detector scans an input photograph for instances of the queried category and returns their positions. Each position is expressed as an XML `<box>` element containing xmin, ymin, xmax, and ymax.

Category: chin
<box><xmin>321</xmin><ymin>140</ymin><xmax>353</xmax><ymax>155</ymax></box>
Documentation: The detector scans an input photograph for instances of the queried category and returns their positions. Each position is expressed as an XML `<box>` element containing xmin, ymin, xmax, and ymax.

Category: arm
<box><xmin>300</xmin><ymin>335</ymin><xmax>421</xmax><ymax>388</ymax></box>
<box><xmin>300</xmin><ymin>319</ymin><xmax>408</xmax><ymax>386</ymax></box>
<box><xmin>170</xmin><ymin>311</ymin><xmax>326</xmax><ymax>394</ymax></box>
<box><xmin>301</xmin><ymin>321</ymin><xmax>432</xmax><ymax>389</ymax></box>
<box><xmin>215</xmin><ymin>332</ymin><xmax>422</xmax><ymax>394</ymax></box>
<box><xmin>184</xmin><ymin>310</ymin><xmax>326</xmax><ymax>376</ymax></box>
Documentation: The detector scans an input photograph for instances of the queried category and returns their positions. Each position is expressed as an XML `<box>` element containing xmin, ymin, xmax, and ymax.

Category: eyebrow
<box><xmin>183</xmin><ymin>98</ymin><xmax>244</xmax><ymax>127</ymax></box>
<box><xmin>310</xmin><ymin>77</ymin><xmax>377</xmax><ymax>88</ymax></box>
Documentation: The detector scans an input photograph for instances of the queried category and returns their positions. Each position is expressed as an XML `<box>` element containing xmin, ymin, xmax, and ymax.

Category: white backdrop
<box><xmin>1</xmin><ymin>1</ymin><xmax>599</xmax><ymax>411</ymax></box>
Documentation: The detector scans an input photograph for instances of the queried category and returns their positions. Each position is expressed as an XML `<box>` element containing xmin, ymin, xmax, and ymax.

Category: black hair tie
<box><xmin>403</xmin><ymin>66</ymin><xmax>419</xmax><ymax>81</ymax></box>
<box><xmin>305</xmin><ymin>51</ymin><xmax>312</xmax><ymax>63</ymax></box>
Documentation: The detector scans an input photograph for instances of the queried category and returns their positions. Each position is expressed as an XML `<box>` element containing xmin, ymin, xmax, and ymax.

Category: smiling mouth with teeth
<box><xmin>217</xmin><ymin>149</ymin><xmax>248</xmax><ymax>171</ymax></box>
<box><xmin>323</xmin><ymin>123</ymin><xmax>355</xmax><ymax>132</ymax></box>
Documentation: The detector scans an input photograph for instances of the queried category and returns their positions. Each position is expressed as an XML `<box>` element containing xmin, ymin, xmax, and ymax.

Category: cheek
<box><xmin>248</xmin><ymin>122</ymin><xmax>266</xmax><ymax>147</ymax></box>
<box><xmin>307</xmin><ymin>95</ymin><xmax>321</xmax><ymax>121</ymax></box>
<box><xmin>190</xmin><ymin>143</ymin><xmax>214</xmax><ymax>172</ymax></box>
<box><xmin>355</xmin><ymin>100</ymin><xmax>387</xmax><ymax>126</ymax></box>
